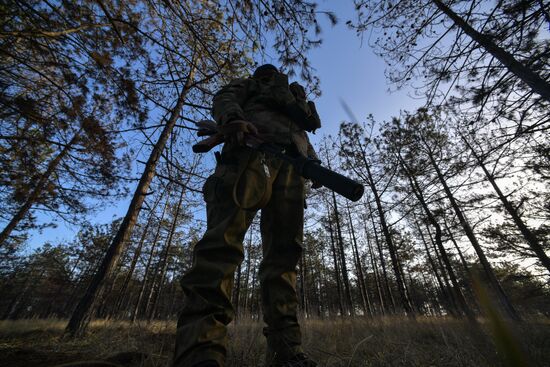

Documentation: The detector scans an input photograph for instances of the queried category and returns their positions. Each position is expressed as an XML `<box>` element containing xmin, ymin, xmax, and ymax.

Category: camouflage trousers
<box><xmin>173</xmin><ymin>145</ymin><xmax>305</xmax><ymax>367</ymax></box>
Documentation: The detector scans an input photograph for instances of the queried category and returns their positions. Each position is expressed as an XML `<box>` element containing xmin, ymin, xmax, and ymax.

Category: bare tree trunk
<box><xmin>420</xmin><ymin>270</ymin><xmax>441</xmax><ymax>316</ymax></box>
<box><xmin>365</xmin><ymin>226</ymin><xmax>385</xmax><ymax>315</ymax></box>
<box><xmin>316</xmin><ymin>245</ymin><xmax>327</xmax><ymax>317</ymax></box>
<box><xmin>326</xmin><ymin>210</ymin><xmax>344</xmax><ymax>316</ymax></box>
<box><xmin>361</xmin><ymin>158</ymin><xmax>413</xmax><ymax>315</ymax></box>
<box><xmin>346</xmin><ymin>205</ymin><xmax>372</xmax><ymax>317</ymax></box>
<box><xmin>416</xmin><ymin>222</ymin><xmax>457</xmax><ymax>316</ymax></box>
<box><xmin>63</xmin><ymin>262</ymin><xmax>94</xmax><ymax>315</ymax></box>
<box><xmin>148</xmin><ymin>184</ymin><xmax>186</xmax><ymax>321</ymax></box>
<box><xmin>461</xmin><ymin>134</ymin><xmax>550</xmax><ymax>274</ymax></box>
<box><xmin>3</xmin><ymin>265</ymin><xmax>39</xmax><ymax>319</ymax></box>
<box><xmin>242</xmin><ymin>231</ymin><xmax>253</xmax><ymax>315</ymax></box>
<box><xmin>426</xmin><ymin>147</ymin><xmax>520</xmax><ymax>321</ymax></box>
<box><xmin>432</xmin><ymin>0</ymin><xmax>550</xmax><ymax>103</ymax></box>
<box><xmin>233</xmin><ymin>263</ymin><xmax>242</xmax><ymax>319</ymax></box>
<box><xmin>331</xmin><ymin>191</ymin><xmax>355</xmax><ymax>316</ymax></box>
<box><xmin>0</xmin><ymin>131</ymin><xmax>81</xmax><ymax>247</ymax></box>
<box><xmin>366</xmin><ymin>200</ymin><xmax>396</xmax><ymax>313</ymax></box>
<box><xmin>250</xmin><ymin>259</ymin><xmax>258</xmax><ymax>320</ymax></box>
<box><xmin>65</xmin><ymin>69</ymin><xmax>195</xmax><ymax>336</ymax></box>
<box><xmin>46</xmin><ymin>253</ymin><xmax>83</xmax><ymax>317</ymax></box>
<box><xmin>298</xmin><ymin>255</ymin><xmax>307</xmax><ymax>317</ymax></box>
<box><xmin>132</xmin><ymin>195</ymin><xmax>171</xmax><ymax>322</ymax></box>
<box><xmin>400</xmin><ymin>155</ymin><xmax>475</xmax><ymax>319</ymax></box>
<box><xmin>112</xmin><ymin>190</ymin><xmax>165</xmax><ymax>317</ymax></box>
<box><xmin>443</xmin><ymin>217</ymin><xmax>471</xmax><ymax>276</ymax></box>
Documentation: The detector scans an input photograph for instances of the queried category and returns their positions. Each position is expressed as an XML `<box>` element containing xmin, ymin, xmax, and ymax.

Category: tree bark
<box><xmin>422</xmin><ymin>223</ymin><xmax>456</xmax><ymax>314</ymax></box>
<box><xmin>346</xmin><ymin>205</ymin><xmax>372</xmax><ymax>317</ymax></box>
<box><xmin>132</xmin><ymin>195</ymin><xmax>170</xmax><ymax>322</ymax></box>
<box><xmin>298</xmin><ymin>255</ymin><xmax>307</xmax><ymax>317</ymax></box>
<box><xmin>0</xmin><ymin>131</ymin><xmax>81</xmax><ymax>247</ymax></box>
<box><xmin>443</xmin><ymin>217</ymin><xmax>471</xmax><ymax>276</ymax></box>
<box><xmin>331</xmin><ymin>191</ymin><xmax>355</xmax><ymax>316</ymax></box>
<box><xmin>326</xmin><ymin>211</ymin><xmax>344</xmax><ymax>316</ymax></box>
<box><xmin>365</xmin><ymin>226</ymin><xmax>385</xmax><ymax>315</ymax></box>
<box><xmin>148</xmin><ymin>184</ymin><xmax>186</xmax><ymax>321</ymax></box>
<box><xmin>112</xmin><ymin>191</ymin><xmax>164</xmax><ymax>317</ymax></box>
<box><xmin>432</xmin><ymin>0</ymin><xmax>550</xmax><ymax>103</ymax></box>
<box><xmin>426</xmin><ymin>146</ymin><xmax>520</xmax><ymax>321</ymax></box>
<box><xmin>461</xmin><ymin>134</ymin><xmax>550</xmax><ymax>275</ymax></box>
<box><xmin>361</xmin><ymin>157</ymin><xmax>413</xmax><ymax>315</ymax></box>
<box><xmin>366</xmin><ymin>200</ymin><xmax>396</xmax><ymax>313</ymax></box>
<box><xmin>242</xmin><ymin>231</ymin><xmax>253</xmax><ymax>315</ymax></box>
<box><xmin>233</xmin><ymin>263</ymin><xmax>242</xmax><ymax>319</ymax></box>
<box><xmin>64</xmin><ymin>71</ymin><xmax>194</xmax><ymax>337</ymax></box>
<box><xmin>399</xmin><ymin>154</ymin><xmax>475</xmax><ymax>319</ymax></box>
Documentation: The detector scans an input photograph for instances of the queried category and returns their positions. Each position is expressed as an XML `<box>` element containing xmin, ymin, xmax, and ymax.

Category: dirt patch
<box><xmin>0</xmin><ymin>347</ymin><xmax>82</xmax><ymax>367</ymax></box>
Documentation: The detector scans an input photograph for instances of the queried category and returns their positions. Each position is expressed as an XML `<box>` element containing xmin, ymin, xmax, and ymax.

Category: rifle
<box><xmin>192</xmin><ymin>120</ymin><xmax>364</xmax><ymax>202</ymax></box>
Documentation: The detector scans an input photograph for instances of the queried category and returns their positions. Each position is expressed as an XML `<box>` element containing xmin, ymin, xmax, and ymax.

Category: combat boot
<box><xmin>192</xmin><ymin>361</ymin><xmax>220</xmax><ymax>367</ymax></box>
<box><xmin>267</xmin><ymin>352</ymin><xmax>317</xmax><ymax>367</ymax></box>
<box><xmin>281</xmin><ymin>353</ymin><xmax>317</xmax><ymax>367</ymax></box>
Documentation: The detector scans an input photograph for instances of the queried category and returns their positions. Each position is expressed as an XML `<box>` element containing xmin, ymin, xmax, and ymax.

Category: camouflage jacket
<box><xmin>211</xmin><ymin>72</ymin><xmax>320</xmax><ymax>159</ymax></box>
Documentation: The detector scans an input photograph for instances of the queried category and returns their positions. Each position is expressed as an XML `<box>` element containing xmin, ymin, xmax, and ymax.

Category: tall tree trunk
<box><xmin>316</xmin><ymin>245</ymin><xmax>327</xmax><ymax>317</ymax></box>
<box><xmin>233</xmin><ymin>263</ymin><xmax>242</xmax><ymax>319</ymax></box>
<box><xmin>361</xmin><ymin>158</ymin><xmax>413</xmax><ymax>315</ymax></box>
<box><xmin>242</xmin><ymin>232</ymin><xmax>253</xmax><ymax>315</ymax></box>
<box><xmin>461</xmin><ymin>134</ymin><xmax>550</xmax><ymax>274</ymax></box>
<box><xmin>326</xmin><ymin>212</ymin><xmax>344</xmax><ymax>316</ymax></box>
<box><xmin>65</xmin><ymin>70</ymin><xmax>195</xmax><ymax>336</ymax></box>
<box><xmin>432</xmin><ymin>0</ymin><xmax>550</xmax><ymax>103</ymax></box>
<box><xmin>132</xmin><ymin>195</ymin><xmax>170</xmax><ymax>322</ymax></box>
<box><xmin>148</xmin><ymin>184</ymin><xmax>186</xmax><ymax>321</ymax></box>
<box><xmin>63</xmin><ymin>262</ymin><xmax>93</xmax><ymax>315</ymax></box>
<box><xmin>404</xmin><ymin>265</ymin><xmax>419</xmax><ymax>314</ymax></box>
<box><xmin>3</xmin><ymin>265</ymin><xmax>37</xmax><ymax>319</ymax></box>
<box><xmin>322</xmin><ymin>145</ymin><xmax>355</xmax><ymax>317</ymax></box>
<box><xmin>442</xmin><ymin>217</ymin><xmax>470</xmax><ymax>272</ymax></box>
<box><xmin>426</xmin><ymin>146</ymin><xmax>520</xmax><ymax>321</ymax></box>
<box><xmin>46</xmin><ymin>253</ymin><xmax>83</xmax><ymax>317</ymax></box>
<box><xmin>366</xmin><ymin>200</ymin><xmax>397</xmax><ymax>313</ymax></box>
<box><xmin>298</xmin><ymin>256</ymin><xmax>307</xmax><ymax>316</ymax></box>
<box><xmin>250</xmin><ymin>259</ymin><xmax>258</xmax><ymax>320</ymax></box>
<box><xmin>331</xmin><ymin>191</ymin><xmax>355</xmax><ymax>316</ymax></box>
<box><xmin>400</xmin><ymin>155</ymin><xmax>475</xmax><ymax>319</ymax></box>
<box><xmin>0</xmin><ymin>131</ymin><xmax>81</xmax><ymax>247</ymax></box>
<box><xmin>112</xmin><ymin>190</ymin><xmax>165</xmax><ymax>317</ymax></box>
<box><xmin>442</xmin><ymin>216</ymin><xmax>479</xmax><ymax>310</ymax></box>
<box><xmin>346</xmin><ymin>205</ymin><xmax>372</xmax><ymax>317</ymax></box>
<box><xmin>365</xmin><ymin>226</ymin><xmax>385</xmax><ymax>315</ymax></box>
<box><xmin>418</xmin><ymin>226</ymin><xmax>449</xmax><ymax>313</ymax></box>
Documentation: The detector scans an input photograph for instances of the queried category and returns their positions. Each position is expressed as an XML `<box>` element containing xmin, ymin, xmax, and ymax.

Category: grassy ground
<box><xmin>0</xmin><ymin>317</ymin><xmax>549</xmax><ymax>366</ymax></box>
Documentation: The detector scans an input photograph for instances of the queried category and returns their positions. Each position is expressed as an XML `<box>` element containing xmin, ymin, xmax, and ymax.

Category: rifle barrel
<box><xmin>258</xmin><ymin>143</ymin><xmax>364</xmax><ymax>202</ymax></box>
<box><xmin>301</xmin><ymin>160</ymin><xmax>364</xmax><ymax>201</ymax></box>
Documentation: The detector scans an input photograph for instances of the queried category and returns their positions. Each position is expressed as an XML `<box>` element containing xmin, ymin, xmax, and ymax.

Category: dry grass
<box><xmin>0</xmin><ymin>317</ymin><xmax>549</xmax><ymax>366</ymax></box>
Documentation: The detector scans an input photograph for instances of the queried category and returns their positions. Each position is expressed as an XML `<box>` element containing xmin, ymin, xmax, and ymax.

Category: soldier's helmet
<box><xmin>253</xmin><ymin>64</ymin><xmax>279</xmax><ymax>78</ymax></box>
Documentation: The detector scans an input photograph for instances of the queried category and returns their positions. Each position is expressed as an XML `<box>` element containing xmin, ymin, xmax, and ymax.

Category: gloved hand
<box><xmin>219</xmin><ymin>119</ymin><xmax>259</xmax><ymax>146</ymax></box>
<box><xmin>311</xmin><ymin>180</ymin><xmax>322</xmax><ymax>189</ymax></box>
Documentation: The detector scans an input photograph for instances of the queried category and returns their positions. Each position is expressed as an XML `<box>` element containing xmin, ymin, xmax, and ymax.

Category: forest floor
<box><xmin>0</xmin><ymin>317</ymin><xmax>549</xmax><ymax>367</ymax></box>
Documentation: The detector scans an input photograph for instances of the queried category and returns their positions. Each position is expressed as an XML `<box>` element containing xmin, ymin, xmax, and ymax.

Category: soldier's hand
<box><xmin>311</xmin><ymin>180</ymin><xmax>322</xmax><ymax>189</ymax></box>
<box><xmin>220</xmin><ymin>120</ymin><xmax>258</xmax><ymax>146</ymax></box>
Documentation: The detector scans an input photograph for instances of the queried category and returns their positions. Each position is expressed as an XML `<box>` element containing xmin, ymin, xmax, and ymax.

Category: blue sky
<box><xmin>24</xmin><ymin>1</ymin><xmax>424</xmax><ymax>251</ymax></box>
<box><xmin>306</xmin><ymin>2</ymin><xmax>423</xmax><ymax>141</ymax></box>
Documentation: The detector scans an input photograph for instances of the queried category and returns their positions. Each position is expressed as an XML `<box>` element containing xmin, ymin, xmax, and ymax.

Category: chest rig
<box><xmin>245</xmin><ymin>72</ymin><xmax>321</xmax><ymax>133</ymax></box>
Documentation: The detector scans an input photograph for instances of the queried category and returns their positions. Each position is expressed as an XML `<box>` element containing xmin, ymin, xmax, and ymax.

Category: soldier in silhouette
<box><xmin>173</xmin><ymin>64</ymin><xmax>320</xmax><ymax>367</ymax></box>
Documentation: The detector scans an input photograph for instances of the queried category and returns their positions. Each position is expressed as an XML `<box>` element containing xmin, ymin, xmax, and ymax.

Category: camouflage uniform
<box><xmin>173</xmin><ymin>69</ymin><xmax>319</xmax><ymax>367</ymax></box>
